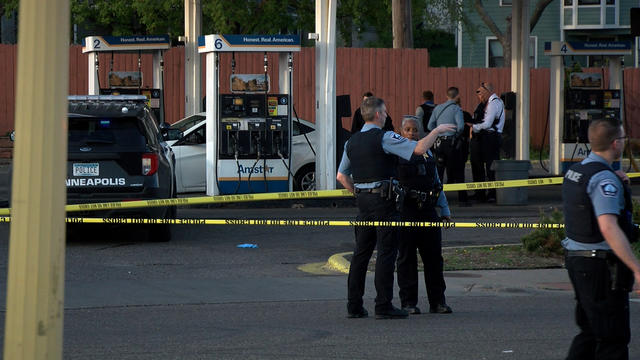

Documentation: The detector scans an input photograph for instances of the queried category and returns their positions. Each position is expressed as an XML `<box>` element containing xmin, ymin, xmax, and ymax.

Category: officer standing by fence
<box><xmin>427</xmin><ymin>87</ymin><xmax>466</xmax><ymax>205</ymax></box>
<box><xmin>396</xmin><ymin>116</ymin><xmax>452</xmax><ymax>315</ymax></box>
<box><xmin>351</xmin><ymin>92</ymin><xmax>394</xmax><ymax>133</ymax></box>
<box><xmin>562</xmin><ymin>118</ymin><xmax>640</xmax><ymax>359</ymax></box>
<box><xmin>469</xmin><ymin>82</ymin><xmax>504</xmax><ymax>203</ymax></box>
<box><xmin>415</xmin><ymin>90</ymin><xmax>435</xmax><ymax>133</ymax></box>
<box><xmin>337</xmin><ymin>96</ymin><xmax>454</xmax><ymax>320</ymax></box>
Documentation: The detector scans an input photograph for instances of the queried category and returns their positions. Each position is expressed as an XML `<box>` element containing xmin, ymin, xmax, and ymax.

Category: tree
<box><xmin>473</xmin><ymin>0</ymin><xmax>554</xmax><ymax>67</ymax></box>
<box><xmin>201</xmin><ymin>0</ymin><xmax>314</xmax><ymax>39</ymax></box>
<box><xmin>1</xmin><ymin>0</ymin><xmax>314</xmax><ymax>44</ymax></box>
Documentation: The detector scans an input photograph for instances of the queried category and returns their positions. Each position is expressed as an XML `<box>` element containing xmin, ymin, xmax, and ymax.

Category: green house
<box><xmin>457</xmin><ymin>0</ymin><xmax>638</xmax><ymax>68</ymax></box>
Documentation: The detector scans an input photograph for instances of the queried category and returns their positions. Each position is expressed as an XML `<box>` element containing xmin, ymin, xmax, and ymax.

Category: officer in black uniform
<box><xmin>337</xmin><ymin>97</ymin><xmax>455</xmax><ymax>320</ymax></box>
<box><xmin>396</xmin><ymin>116</ymin><xmax>452</xmax><ymax>315</ymax></box>
<box><xmin>562</xmin><ymin>118</ymin><xmax>640</xmax><ymax>359</ymax></box>
<box><xmin>468</xmin><ymin>95</ymin><xmax>487</xmax><ymax>202</ymax></box>
<box><xmin>351</xmin><ymin>92</ymin><xmax>394</xmax><ymax>133</ymax></box>
<box><xmin>468</xmin><ymin>82</ymin><xmax>504</xmax><ymax>203</ymax></box>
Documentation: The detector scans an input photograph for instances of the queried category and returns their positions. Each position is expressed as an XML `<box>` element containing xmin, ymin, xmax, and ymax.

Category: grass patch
<box><xmin>363</xmin><ymin>244</ymin><xmax>564</xmax><ymax>272</ymax></box>
<box><xmin>441</xmin><ymin>245</ymin><xmax>563</xmax><ymax>271</ymax></box>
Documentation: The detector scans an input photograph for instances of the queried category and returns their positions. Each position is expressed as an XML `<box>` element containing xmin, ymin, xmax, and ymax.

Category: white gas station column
<box><xmin>315</xmin><ymin>0</ymin><xmax>337</xmax><ymax>190</ymax></box>
<box><xmin>204</xmin><ymin>51</ymin><xmax>218</xmax><ymax>196</ymax></box>
<box><xmin>549</xmin><ymin>54</ymin><xmax>563</xmax><ymax>175</ymax></box>
<box><xmin>88</xmin><ymin>52</ymin><xmax>99</xmax><ymax>95</ymax></box>
<box><xmin>184</xmin><ymin>0</ymin><xmax>201</xmax><ymax>117</ymax></box>
<box><xmin>511</xmin><ymin>0</ymin><xmax>530</xmax><ymax>160</ymax></box>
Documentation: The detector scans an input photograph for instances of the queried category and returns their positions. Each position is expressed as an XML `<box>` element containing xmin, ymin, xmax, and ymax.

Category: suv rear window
<box><xmin>68</xmin><ymin>117</ymin><xmax>146</xmax><ymax>149</ymax></box>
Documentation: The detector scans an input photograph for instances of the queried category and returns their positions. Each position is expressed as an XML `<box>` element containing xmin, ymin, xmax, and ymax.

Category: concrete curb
<box><xmin>325</xmin><ymin>252</ymin><xmax>351</xmax><ymax>274</ymax></box>
<box><xmin>324</xmin><ymin>244</ymin><xmax>524</xmax><ymax>275</ymax></box>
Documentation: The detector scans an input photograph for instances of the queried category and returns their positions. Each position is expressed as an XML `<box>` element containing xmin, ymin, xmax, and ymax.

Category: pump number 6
<box><xmin>215</xmin><ymin>39</ymin><xmax>223</xmax><ymax>49</ymax></box>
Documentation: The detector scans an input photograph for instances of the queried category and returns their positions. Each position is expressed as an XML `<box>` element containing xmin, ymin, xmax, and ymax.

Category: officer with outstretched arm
<box><xmin>336</xmin><ymin>96</ymin><xmax>455</xmax><ymax>319</ymax></box>
<box><xmin>562</xmin><ymin>117</ymin><xmax>640</xmax><ymax>359</ymax></box>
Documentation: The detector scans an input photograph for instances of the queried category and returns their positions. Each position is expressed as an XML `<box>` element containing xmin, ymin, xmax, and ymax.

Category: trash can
<box><xmin>491</xmin><ymin>160</ymin><xmax>531</xmax><ymax>205</ymax></box>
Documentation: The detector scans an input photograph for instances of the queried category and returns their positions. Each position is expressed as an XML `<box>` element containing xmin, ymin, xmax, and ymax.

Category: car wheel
<box><xmin>294</xmin><ymin>164</ymin><xmax>315</xmax><ymax>191</ymax></box>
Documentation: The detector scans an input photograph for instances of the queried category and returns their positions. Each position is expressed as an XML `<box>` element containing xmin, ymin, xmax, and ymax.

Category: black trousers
<box><xmin>348</xmin><ymin>192</ymin><xmax>400</xmax><ymax>314</ymax></box>
<box><xmin>396</xmin><ymin>202</ymin><xmax>446</xmax><ymax>308</ymax></box>
<box><xmin>470</xmin><ymin>131</ymin><xmax>501</xmax><ymax>199</ymax></box>
<box><xmin>434</xmin><ymin>138</ymin><xmax>468</xmax><ymax>202</ymax></box>
<box><xmin>565</xmin><ymin>256</ymin><xmax>630</xmax><ymax>360</ymax></box>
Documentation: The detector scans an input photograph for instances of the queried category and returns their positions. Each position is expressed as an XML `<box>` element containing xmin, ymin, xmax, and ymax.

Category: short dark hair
<box><xmin>447</xmin><ymin>87</ymin><xmax>459</xmax><ymax>99</ymax></box>
<box><xmin>363</xmin><ymin>91</ymin><xmax>374</xmax><ymax>98</ymax></box>
<box><xmin>422</xmin><ymin>91</ymin><xmax>434</xmax><ymax>101</ymax></box>
<box><xmin>588</xmin><ymin>118</ymin><xmax>622</xmax><ymax>152</ymax></box>
<box><xmin>361</xmin><ymin>97</ymin><xmax>385</xmax><ymax>123</ymax></box>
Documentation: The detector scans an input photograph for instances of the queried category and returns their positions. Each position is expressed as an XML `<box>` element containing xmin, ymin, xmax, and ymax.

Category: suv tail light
<box><xmin>142</xmin><ymin>153</ymin><xmax>158</xmax><ymax>175</ymax></box>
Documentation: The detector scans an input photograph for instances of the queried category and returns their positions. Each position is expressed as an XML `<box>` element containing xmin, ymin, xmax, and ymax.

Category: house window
<box><xmin>563</xmin><ymin>0</ymin><xmax>618</xmax><ymax>28</ymax></box>
<box><xmin>578</xmin><ymin>0</ymin><xmax>601</xmax><ymax>5</ymax></box>
<box><xmin>486</xmin><ymin>37</ymin><xmax>537</xmax><ymax>68</ymax></box>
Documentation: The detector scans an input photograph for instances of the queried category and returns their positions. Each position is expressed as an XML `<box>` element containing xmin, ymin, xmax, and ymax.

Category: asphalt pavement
<box><xmin>3</xmin><ymin>162</ymin><xmax>640</xmax><ymax>358</ymax></box>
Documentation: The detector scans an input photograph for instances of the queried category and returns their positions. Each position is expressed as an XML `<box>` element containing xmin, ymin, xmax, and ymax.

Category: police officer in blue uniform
<box><xmin>396</xmin><ymin>116</ymin><xmax>452</xmax><ymax>315</ymax></box>
<box><xmin>337</xmin><ymin>97</ymin><xmax>455</xmax><ymax>319</ymax></box>
<box><xmin>562</xmin><ymin>118</ymin><xmax>640</xmax><ymax>359</ymax></box>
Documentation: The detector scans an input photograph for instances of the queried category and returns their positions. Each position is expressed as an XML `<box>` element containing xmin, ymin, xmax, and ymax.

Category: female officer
<box><xmin>396</xmin><ymin>116</ymin><xmax>452</xmax><ymax>315</ymax></box>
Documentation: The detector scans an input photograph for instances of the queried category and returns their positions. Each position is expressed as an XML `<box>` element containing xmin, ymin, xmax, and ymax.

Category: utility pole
<box><xmin>3</xmin><ymin>0</ymin><xmax>69</xmax><ymax>359</ymax></box>
<box><xmin>392</xmin><ymin>0</ymin><xmax>413</xmax><ymax>48</ymax></box>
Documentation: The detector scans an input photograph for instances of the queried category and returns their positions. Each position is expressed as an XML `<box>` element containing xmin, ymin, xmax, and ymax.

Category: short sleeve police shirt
<box><xmin>338</xmin><ymin>123</ymin><xmax>416</xmax><ymax>176</ymax></box>
<box><xmin>585</xmin><ymin>154</ymin><xmax>624</xmax><ymax>217</ymax></box>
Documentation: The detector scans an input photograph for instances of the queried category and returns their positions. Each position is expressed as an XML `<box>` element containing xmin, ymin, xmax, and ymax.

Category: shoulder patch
<box><xmin>390</xmin><ymin>132</ymin><xmax>403</xmax><ymax>141</ymax></box>
<box><xmin>599</xmin><ymin>180</ymin><xmax>619</xmax><ymax>197</ymax></box>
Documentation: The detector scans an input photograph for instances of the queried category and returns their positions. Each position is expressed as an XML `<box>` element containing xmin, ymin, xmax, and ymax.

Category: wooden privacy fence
<box><xmin>0</xmin><ymin>44</ymin><xmax>639</xmax><ymax>157</ymax></box>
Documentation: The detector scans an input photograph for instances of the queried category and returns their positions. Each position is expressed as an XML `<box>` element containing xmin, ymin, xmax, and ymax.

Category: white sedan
<box><xmin>167</xmin><ymin>116</ymin><xmax>317</xmax><ymax>193</ymax></box>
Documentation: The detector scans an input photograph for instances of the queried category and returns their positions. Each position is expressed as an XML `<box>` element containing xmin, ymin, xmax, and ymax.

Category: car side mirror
<box><xmin>9</xmin><ymin>130</ymin><xmax>14</xmax><ymax>142</ymax></box>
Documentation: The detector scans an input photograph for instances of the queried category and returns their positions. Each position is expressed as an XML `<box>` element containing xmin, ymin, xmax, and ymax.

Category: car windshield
<box><xmin>170</xmin><ymin>114</ymin><xmax>206</xmax><ymax>132</ymax></box>
<box><xmin>68</xmin><ymin>117</ymin><xmax>146</xmax><ymax>148</ymax></box>
<box><xmin>292</xmin><ymin>120</ymin><xmax>314</xmax><ymax>136</ymax></box>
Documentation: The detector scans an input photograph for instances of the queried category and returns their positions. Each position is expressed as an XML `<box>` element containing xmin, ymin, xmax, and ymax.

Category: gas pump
<box><xmin>544</xmin><ymin>41</ymin><xmax>632</xmax><ymax>174</ymax></box>
<box><xmin>198</xmin><ymin>35</ymin><xmax>301</xmax><ymax>195</ymax></box>
<box><xmin>82</xmin><ymin>35</ymin><xmax>170</xmax><ymax>123</ymax></box>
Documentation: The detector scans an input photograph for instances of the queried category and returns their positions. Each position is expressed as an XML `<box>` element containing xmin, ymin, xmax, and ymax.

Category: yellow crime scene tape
<box><xmin>0</xmin><ymin>172</ymin><xmax>638</xmax><ymax>216</ymax></box>
<box><xmin>0</xmin><ymin>216</ymin><xmax>565</xmax><ymax>229</ymax></box>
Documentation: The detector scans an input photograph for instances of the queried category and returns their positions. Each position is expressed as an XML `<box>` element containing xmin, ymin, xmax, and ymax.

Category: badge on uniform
<box><xmin>599</xmin><ymin>180</ymin><xmax>619</xmax><ymax>197</ymax></box>
<box><xmin>390</xmin><ymin>133</ymin><xmax>402</xmax><ymax>141</ymax></box>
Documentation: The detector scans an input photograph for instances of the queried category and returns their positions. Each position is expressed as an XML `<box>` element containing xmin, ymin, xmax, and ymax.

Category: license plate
<box><xmin>73</xmin><ymin>163</ymin><xmax>99</xmax><ymax>176</ymax></box>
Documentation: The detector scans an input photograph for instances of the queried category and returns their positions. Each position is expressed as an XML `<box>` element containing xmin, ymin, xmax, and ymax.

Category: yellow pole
<box><xmin>3</xmin><ymin>0</ymin><xmax>69</xmax><ymax>358</ymax></box>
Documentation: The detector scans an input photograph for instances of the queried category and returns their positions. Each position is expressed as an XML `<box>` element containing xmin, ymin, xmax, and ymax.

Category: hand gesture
<box><xmin>434</xmin><ymin>124</ymin><xmax>456</xmax><ymax>135</ymax></box>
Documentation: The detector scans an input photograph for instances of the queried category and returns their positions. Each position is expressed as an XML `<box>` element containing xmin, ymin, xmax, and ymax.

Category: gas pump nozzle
<box><xmin>230</xmin><ymin>132</ymin><xmax>239</xmax><ymax>160</ymax></box>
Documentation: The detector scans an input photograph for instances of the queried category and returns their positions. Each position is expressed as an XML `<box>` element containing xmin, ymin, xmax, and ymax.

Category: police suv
<box><xmin>66</xmin><ymin>95</ymin><xmax>176</xmax><ymax>241</ymax></box>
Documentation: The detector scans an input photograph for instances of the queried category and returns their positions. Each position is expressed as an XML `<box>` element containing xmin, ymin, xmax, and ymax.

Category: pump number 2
<box><xmin>93</xmin><ymin>39</ymin><xmax>101</xmax><ymax>49</ymax></box>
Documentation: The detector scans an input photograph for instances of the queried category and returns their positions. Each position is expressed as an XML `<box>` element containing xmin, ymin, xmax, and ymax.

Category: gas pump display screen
<box><xmin>218</xmin><ymin>94</ymin><xmax>291</xmax><ymax>160</ymax></box>
<box><xmin>563</xmin><ymin>89</ymin><xmax>621</xmax><ymax>143</ymax></box>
